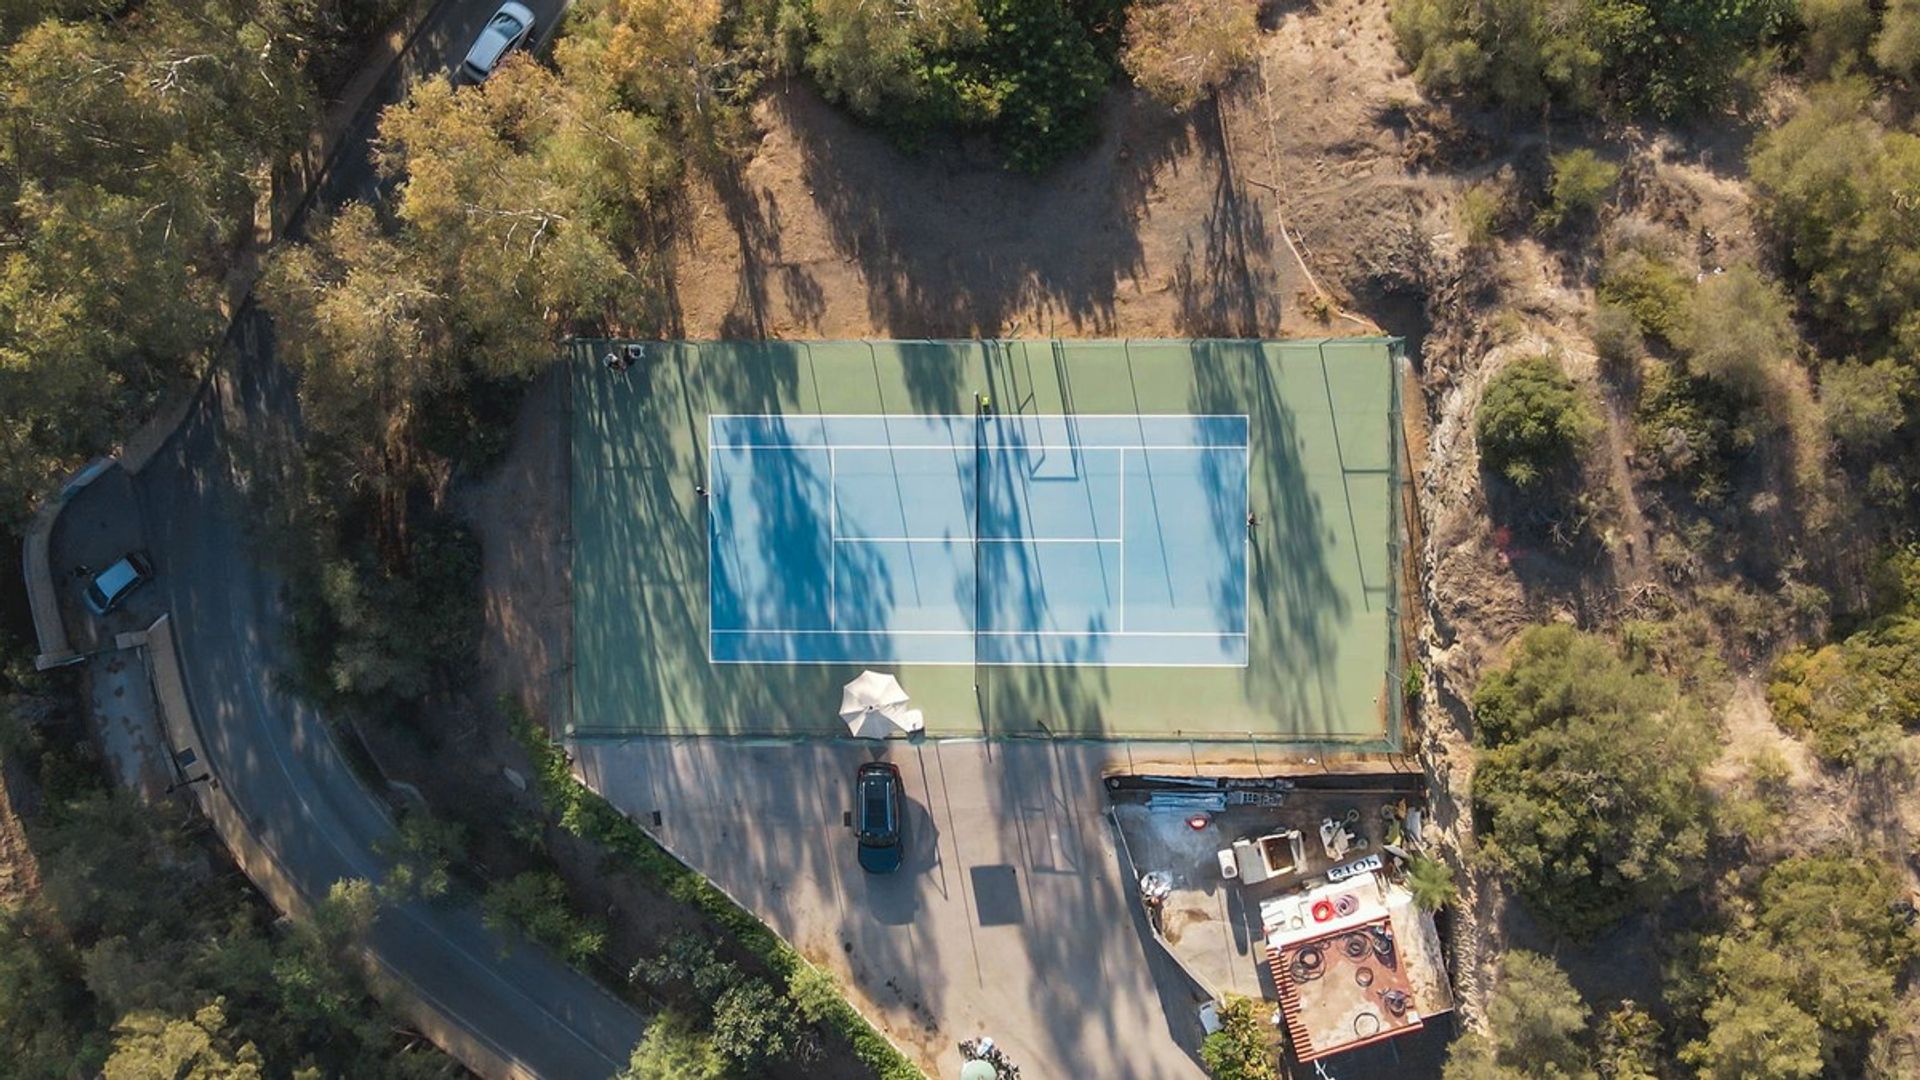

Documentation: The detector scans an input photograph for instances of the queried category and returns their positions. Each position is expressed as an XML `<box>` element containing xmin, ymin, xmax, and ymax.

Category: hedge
<box><xmin>510</xmin><ymin>708</ymin><xmax>923</xmax><ymax>1080</ymax></box>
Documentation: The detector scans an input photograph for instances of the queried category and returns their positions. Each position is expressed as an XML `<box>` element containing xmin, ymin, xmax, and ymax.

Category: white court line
<box><xmin>709</xmin><ymin>443</ymin><xmax>1247</xmax><ymax>452</ymax></box>
<box><xmin>1118</xmin><ymin>450</ymin><xmax>1126</xmax><ymax>632</ymax></box>
<box><xmin>709</xmin><ymin>628</ymin><xmax>1246</xmax><ymax>638</ymax></box>
<box><xmin>709</xmin><ymin>657</ymin><xmax>1251</xmax><ymax>669</ymax></box>
<box><xmin>835</xmin><ymin>536</ymin><xmax>1121</xmax><ymax>544</ymax></box>
<box><xmin>828</xmin><ymin>446</ymin><xmax>837</xmax><ymax>629</ymax></box>
<box><xmin>707</xmin><ymin>412</ymin><xmax>1251</xmax><ymax>420</ymax></box>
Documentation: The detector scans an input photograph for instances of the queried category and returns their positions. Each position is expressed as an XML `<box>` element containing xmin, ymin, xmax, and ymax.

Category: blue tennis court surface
<box><xmin>708</xmin><ymin>414</ymin><xmax>1250</xmax><ymax>666</ymax></box>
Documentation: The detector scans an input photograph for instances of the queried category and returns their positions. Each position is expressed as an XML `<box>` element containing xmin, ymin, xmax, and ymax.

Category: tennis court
<box><xmin>570</xmin><ymin>339</ymin><xmax>1404</xmax><ymax>744</ymax></box>
<box><xmin>709</xmin><ymin>413</ymin><xmax>1249</xmax><ymax>666</ymax></box>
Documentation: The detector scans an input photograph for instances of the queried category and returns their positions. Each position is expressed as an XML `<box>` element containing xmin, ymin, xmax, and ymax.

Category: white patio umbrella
<box><xmin>840</xmin><ymin>670</ymin><xmax>917</xmax><ymax>738</ymax></box>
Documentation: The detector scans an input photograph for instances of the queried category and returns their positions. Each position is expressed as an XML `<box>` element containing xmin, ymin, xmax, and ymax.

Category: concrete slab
<box><xmin>575</xmin><ymin>737</ymin><xmax>1224</xmax><ymax>1080</ymax></box>
<box><xmin>86</xmin><ymin>648</ymin><xmax>172</xmax><ymax>801</ymax></box>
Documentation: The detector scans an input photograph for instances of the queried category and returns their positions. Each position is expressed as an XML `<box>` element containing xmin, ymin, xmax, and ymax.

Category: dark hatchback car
<box><xmin>855</xmin><ymin>762</ymin><xmax>905</xmax><ymax>874</ymax></box>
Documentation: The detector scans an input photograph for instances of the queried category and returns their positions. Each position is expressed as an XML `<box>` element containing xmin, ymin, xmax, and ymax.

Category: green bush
<box><xmin>1876</xmin><ymin>0</ymin><xmax>1920</xmax><ymax>78</ymax></box>
<box><xmin>1633</xmin><ymin>360</ymin><xmax>1754</xmax><ymax>507</ymax></box>
<box><xmin>1598</xmin><ymin>249</ymin><xmax>1693</xmax><ymax>345</ymax></box>
<box><xmin>1798</xmin><ymin>0</ymin><xmax>1876</xmax><ymax>75</ymax></box>
<box><xmin>481</xmin><ymin>872</ymin><xmax>607</xmax><ymax>966</ymax></box>
<box><xmin>1390</xmin><ymin>0</ymin><xmax>1792</xmax><ymax>117</ymax></box>
<box><xmin>1821</xmin><ymin>358</ymin><xmax>1915</xmax><ymax>452</ymax></box>
<box><xmin>1442</xmin><ymin>951</ymin><xmax>1592</xmax><ymax>1079</ymax></box>
<box><xmin>508</xmin><ymin>705</ymin><xmax>923</xmax><ymax>1079</ymax></box>
<box><xmin>1751</xmin><ymin>79</ymin><xmax>1920</xmax><ymax>357</ymax></box>
<box><xmin>1675</xmin><ymin>265</ymin><xmax>1800</xmax><ymax>399</ymax></box>
<box><xmin>1405</xmin><ymin>853</ymin><xmax>1457</xmax><ymax>911</ymax></box>
<box><xmin>1476</xmin><ymin>354</ymin><xmax>1597</xmax><ymax>489</ymax></box>
<box><xmin>1199</xmin><ymin>996</ymin><xmax>1277</xmax><ymax>1080</ymax></box>
<box><xmin>805</xmin><ymin>0</ymin><xmax>1114</xmax><ymax>171</ymax></box>
<box><xmin>1591</xmin><ymin>301</ymin><xmax>1645</xmax><ymax>370</ymax></box>
<box><xmin>619</xmin><ymin>1011</ymin><xmax>726</xmax><ymax>1080</ymax></box>
<box><xmin>1541</xmin><ymin>147</ymin><xmax>1620</xmax><ymax>230</ymax></box>
<box><xmin>1457</xmin><ymin>181</ymin><xmax>1505</xmax><ymax>249</ymax></box>
<box><xmin>1768</xmin><ymin>615</ymin><xmax>1920</xmax><ymax>768</ymax></box>
<box><xmin>1681</xmin><ymin>855</ymin><xmax>1917</xmax><ymax>1075</ymax></box>
<box><xmin>1473</xmin><ymin>625</ymin><xmax>1714</xmax><ymax>936</ymax></box>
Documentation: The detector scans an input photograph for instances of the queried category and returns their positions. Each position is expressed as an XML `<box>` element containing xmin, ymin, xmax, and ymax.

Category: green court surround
<box><xmin>569</xmin><ymin>339</ymin><xmax>1404</xmax><ymax>745</ymax></box>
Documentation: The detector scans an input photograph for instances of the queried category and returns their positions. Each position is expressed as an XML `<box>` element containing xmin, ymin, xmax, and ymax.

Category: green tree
<box><xmin>1475</xmin><ymin>354</ymin><xmax>1597</xmax><ymax>489</ymax></box>
<box><xmin>1875</xmin><ymin>0</ymin><xmax>1920</xmax><ymax>77</ymax></box>
<box><xmin>619</xmin><ymin>1010</ymin><xmax>726</xmax><ymax>1080</ymax></box>
<box><xmin>1390</xmin><ymin>0</ymin><xmax>1791</xmax><ymax>116</ymax></box>
<box><xmin>1443</xmin><ymin>951</ymin><xmax>1594</xmax><ymax>1080</ymax></box>
<box><xmin>1683</xmin><ymin>855</ymin><xmax>1916</xmax><ymax>1075</ymax></box>
<box><xmin>1542</xmin><ymin>148</ymin><xmax>1620</xmax><ymax>229</ymax></box>
<box><xmin>1120</xmin><ymin>0</ymin><xmax>1260</xmax><ymax>110</ymax></box>
<box><xmin>0</xmin><ymin>904</ymin><xmax>95</xmax><ymax>1078</ymax></box>
<box><xmin>1798</xmin><ymin>0</ymin><xmax>1875</xmax><ymax>74</ymax></box>
<box><xmin>1750</xmin><ymin>79</ymin><xmax>1920</xmax><ymax>356</ymax></box>
<box><xmin>1596</xmin><ymin>1001</ymin><xmax>1661</xmax><ymax>1080</ymax></box>
<box><xmin>1768</xmin><ymin>614</ymin><xmax>1920</xmax><ymax>767</ymax></box>
<box><xmin>1199</xmin><ymin>995</ymin><xmax>1277</xmax><ymax>1080</ymax></box>
<box><xmin>1676</xmin><ymin>265</ymin><xmax>1800</xmax><ymax>400</ymax></box>
<box><xmin>1473</xmin><ymin>625</ymin><xmax>1714</xmax><ymax>936</ymax></box>
<box><xmin>482</xmin><ymin>872</ymin><xmax>606</xmax><ymax>965</ymax></box>
<box><xmin>103</xmin><ymin>1000</ymin><xmax>264</xmax><ymax>1080</ymax></box>
<box><xmin>376</xmin><ymin>812</ymin><xmax>467</xmax><ymax>902</ymax></box>
<box><xmin>709</xmin><ymin>978</ymin><xmax>802</xmax><ymax>1066</ymax></box>
<box><xmin>1821</xmin><ymin>358</ymin><xmax>1915</xmax><ymax>452</ymax></box>
<box><xmin>806</xmin><ymin>0</ymin><xmax>984</xmax><ymax>117</ymax></box>
<box><xmin>1405</xmin><ymin>853</ymin><xmax>1458</xmax><ymax>911</ymax></box>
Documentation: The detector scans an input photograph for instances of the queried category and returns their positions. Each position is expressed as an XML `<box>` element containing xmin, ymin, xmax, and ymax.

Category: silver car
<box><xmin>460</xmin><ymin>2</ymin><xmax>536</xmax><ymax>83</ymax></box>
<box><xmin>83</xmin><ymin>552</ymin><xmax>153</xmax><ymax>616</ymax></box>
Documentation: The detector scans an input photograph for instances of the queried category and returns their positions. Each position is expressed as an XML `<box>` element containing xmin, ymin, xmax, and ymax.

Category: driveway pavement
<box><xmin>576</xmin><ymin>737</ymin><xmax>1224</xmax><ymax>1079</ymax></box>
<box><xmin>88</xmin><ymin>306</ymin><xmax>647</xmax><ymax>1078</ymax></box>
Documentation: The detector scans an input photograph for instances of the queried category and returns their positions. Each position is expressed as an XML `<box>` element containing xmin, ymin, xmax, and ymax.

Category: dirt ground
<box><xmin>651</xmin><ymin>0</ymin><xmax>1431</xmax><ymax>342</ymax></box>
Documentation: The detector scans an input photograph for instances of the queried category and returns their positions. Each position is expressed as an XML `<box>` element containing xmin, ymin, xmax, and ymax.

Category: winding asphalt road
<box><xmin>122</xmin><ymin>2</ymin><xmax>645</xmax><ymax>1076</ymax></box>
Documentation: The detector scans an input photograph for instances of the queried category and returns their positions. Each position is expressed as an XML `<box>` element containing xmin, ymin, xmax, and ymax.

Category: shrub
<box><xmin>1798</xmin><ymin>0</ymin><xmax>1876</xmax><ymax>75</ymax></box>
<box><xmin>1121</xmin><ymin>0</ymin><xmax>1260</xmax><ymax>110</ymax></box>
<box><xmin>506</xmin><ymin>705</ymin><xmax>922</xmax><ymax>1079</ymax></box>
<box><xmin>1634</xmin><ymin>360</ymin><xmax>1753</xmax><ymax>506</ymax></box>
<box><xmin>1591</xmin><ymin>301</ymin><xmax>1645</xmax><ymax>369</ymax></box>
<box><xmin>1750</xmin><ymin>80</ymin><xmax>1920</xmax><ymax>356</ymax></box>
<box><xmin>1876</xmin><ymin>0</ymin><xmax>1920</xmax><ymax>78</ymax></box>
<box><xmin>1200</xmin><ymin>996</ymin><xmax>1277</xmax><ymax>1080</ymax></box>
<box><xmin>1682</xmin><ymin>855</ymin><xmax>1917</xmax><ymax>1074</ymax></box>
<box><xmin>710</xmin><ymin>979</ymin><xmax>802</xmax><ymax>1066</ymax></box>
<box><xmin>619</xmin><ymin>1011</ymin><xmax>726</xmax><ymax>1080</ymax></box>
<box><xmin>1405</xmin><ymin>854</ymin><xmax>1457</xmax><ymax>911</ymax></box>
<box><xmin>1541</xmin><ymin>147</ymin><xmax>1620</xmax><ymax>230</ymax></box>
<box><xmin>1675</xmin><ymin>265</ymin><xmax>1800</xmax><ymax>399</ymax></box>
<box><xmin>1598</xmin><ymin>249</ymin><xmax>1692</xmax><ymax>344</ymax></box>
<box><xmin>1473</xmin><ymin>625</ymin><xmax>1714</xmax><ymax>936</ymax></box>
<box><xmin>481</xmin><ymin>872</ymin><xmax>606</xmax><ymax>966</ymax></box>
<box><xmin>1443</xmin><ymin>951</ymin><xmax>1592</xmax><ymax>1079</ymax></box>
<box><xmin>1768</xmin><ymin>614</ymin><xmax>1920</xmax><ymax>767</ymax></box>
<box><xmin>1457</xmin><ymin>181</ymin><xmax>1504</xmax><ymax>249</ymax></box>
<box><xmin>1476</xmin><ymin>355</ymin><xmax>1597</xmax><ymax>489</ymax></box>
<box><xmin>1820</xmin><ymin>357</ymin><xmax>1915</xmax><ymax>452</ymax></box>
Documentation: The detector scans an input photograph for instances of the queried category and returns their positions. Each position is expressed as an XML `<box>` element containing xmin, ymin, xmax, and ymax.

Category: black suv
<box><xmin>855</xmin><ymin>762</ymin><xmax>905</xmax><ymax>874</ymax></box>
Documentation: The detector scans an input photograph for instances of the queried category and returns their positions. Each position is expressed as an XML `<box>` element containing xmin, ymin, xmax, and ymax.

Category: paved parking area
<box><xmin>575</xmin><ymin>738</ymin><xmax>1227</xmax><ymax>1079</ymax></box>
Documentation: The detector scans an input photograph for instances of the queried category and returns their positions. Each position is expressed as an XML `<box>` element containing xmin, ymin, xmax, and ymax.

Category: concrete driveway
<box><xmin>575</xmin><ymin>737</ymin><xmax>1219</xmax><ymax>1080</ymax></box>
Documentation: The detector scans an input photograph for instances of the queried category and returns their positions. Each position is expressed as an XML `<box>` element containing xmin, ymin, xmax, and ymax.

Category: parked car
<box><xmin>83</xmin><ymin>551</ymin><xmax>153</xmax><ymax>616</ymax></box>
<box><xmin>459</xmin><ymin>2</ymin><xmax>536</xmax><ymax>83</ymax></box>
<box><xmin>855</xmin><ymin>762</ymin><xmax>905</xmax><ymax>874</ymax></box>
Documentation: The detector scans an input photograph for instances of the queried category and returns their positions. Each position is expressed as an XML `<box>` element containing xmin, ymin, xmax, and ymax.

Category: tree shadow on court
<box><xmin>768</xmin><ymin>82</ymin><xmax>1197</xmax><ymax>339</ymax></box>
<box><xmin>1173</xmin><ymin>99</ymin><xmax>1284</xmax><ymax>337</ymax></box>
<box><xmin>1186</xmin><ymin>340</ymin><xmax>1356</xmax><ymax>740</ymax></box>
